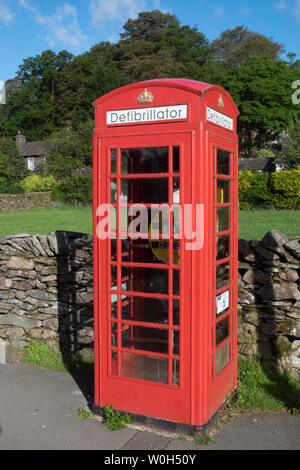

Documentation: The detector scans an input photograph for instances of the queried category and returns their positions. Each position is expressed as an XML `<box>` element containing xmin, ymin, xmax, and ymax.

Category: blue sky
<box><xmin>0</xmin><ymin>0</ymin><xmax>300</xmax><ymax>81</ymax></box>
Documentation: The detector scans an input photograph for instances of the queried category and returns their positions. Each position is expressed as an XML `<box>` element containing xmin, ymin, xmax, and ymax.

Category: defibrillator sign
<box><xmin>107</xmin><ymin>105</ymin><xmax>188</xmax><ymax>126</ymax></box>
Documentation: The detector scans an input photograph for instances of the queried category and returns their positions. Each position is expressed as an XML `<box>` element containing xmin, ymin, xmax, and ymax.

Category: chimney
<box><xmin>16</xmin><ymin>131</ymin><xmax>26</xmax><ymax>146</ymax></box>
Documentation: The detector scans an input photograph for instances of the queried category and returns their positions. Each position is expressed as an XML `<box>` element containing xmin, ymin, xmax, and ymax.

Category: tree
<box><xmin>209</xmin><ymin>26</ymin><xmax>285</xmax><ymax>68</ymax></box>
<box><xmin>116</xmin><ymin>10</ymin><xmax>208</xmax><ymax>81</ymax></box>
<box><xmin>0</xmin><ymin>50</ymin><xmax>75</xmax><ymax>140</ymax></box>
<box><xmin>45</xmin><ymin>120</ymin><xmax>93</xmax><ymax>179</ymax></box>
<box><xmin>277</xmin><ymin>118</ymin><xmax>300</xmax><ymax>169</ymax></box>
<box><xmin>0</xmin><ymin>137</ymin><xmax>26</xmax><ymax>181</ymax></box>
<box><xmin>227</xmin><ymin>56</ymin><xmax>298</xmax><ymax>153</ymax></box>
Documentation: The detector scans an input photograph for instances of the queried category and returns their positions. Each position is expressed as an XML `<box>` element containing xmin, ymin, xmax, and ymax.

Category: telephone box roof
<box><xmin>93</xmin><ymin>78</ymin><xmax>239</xmax><ymax>114</ymax></box>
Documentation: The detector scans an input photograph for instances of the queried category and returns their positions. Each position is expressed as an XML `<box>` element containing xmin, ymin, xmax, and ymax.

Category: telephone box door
<box><xmin>95</xmin><ymin>132</ymin><xmax>193</xmax><ymax>424</ymax></box>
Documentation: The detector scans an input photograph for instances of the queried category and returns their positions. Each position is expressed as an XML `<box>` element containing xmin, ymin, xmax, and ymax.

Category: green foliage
<box><xmin>0</xmin><ymin>138</ymin><xmax>26</xmax><ymax>181</ymax></box>
<box><xmin>103</xmin><ymin>404</ymin><xmax>132</xmax><ymax>431</ymax></box>
<box><xmin>20</xmin><ymin>174</ymin><xmax>56</xmax><ymax>193</ymax></box>
<box><xmin>45</xmin><ymin>121</ymin><xmax>93</xmax><ymax>179</ymax></box>
<box><xmin>194</xmin><ymin>434</ymin><xmax>214</xmax><ymax>446</ymax></box>
<box><xmin>230</xmin><ymin>357</ymin><xmax>300</xmax><ymax>414</ymax></box>
<box><xmin>22</xmin><ymin>338</ymin><xmax>66</xmax><ymax>372</ymax></box>
<box><xmin>227</xmin><ymin>57</ymin><xmax>298</xmax><ymax>152</ymax></box>
<box><xmin>271</xmin><ymin>168</ymin><xmax>300</xmax><ymax>209</ymax></box>
<box><xmin>238</xmin><ymin>170</ymin><xmax>273</xmax><ymax>208</ymax></box>
<box><xmin>278</xmin><ymin>119</ymin><xmax>300</xmax><ymax>169</ymax></box>
<box><xmin>209</xmin><ymin>25</ymin><xmax>285</xmax><ymax>68</ymax></box>
<box><xmin>77</xmin><ymin>408</ymin><xmax>94</xmax><ymax>420</ymax></box>
<box><xmin>52</xmin><ymin>172</ymin><xmax>93</xmax><ymax>203</ymax></box>
<box><xmin>116</xmin><ymin>10</ymin><xmax>208</xmax><ymax>81</ymax></box>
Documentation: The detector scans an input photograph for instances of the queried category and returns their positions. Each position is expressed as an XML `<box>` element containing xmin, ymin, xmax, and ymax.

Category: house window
<box><xmin>27</xmin><ymin>157</ymin><xmax>35</xmax><ymax>171</ymax></box>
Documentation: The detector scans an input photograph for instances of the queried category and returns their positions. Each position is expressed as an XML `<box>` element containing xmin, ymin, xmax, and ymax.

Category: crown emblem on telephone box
<box><xmin>138</xmin><ymin>89</ymin><xmax>154</xmax><ymax>104</ymax></box>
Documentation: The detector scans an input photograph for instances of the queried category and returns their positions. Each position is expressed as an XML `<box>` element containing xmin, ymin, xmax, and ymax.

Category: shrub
<box><xmin>20</xmin><ymin>174</ymin><xmax>56</xmax><ymax>193</ymax></box>
<box><xmin>271</xmin><ymin>168</ymin><xmax>300</xmax><ymax>209</ymax></box>
<box><xmin>0</xmin><ymin>179</ymin><xmax>25</xmax><ymax>194</ymax></box>
<box><xmin>238</xmin><ymin>170</ymin><xmax>273</xmax><ymax>209</ymax></box>
<box><xmin>51</xmin><ymin>172</ymin><xmax>93</xmax><ymax>203</ymax></box>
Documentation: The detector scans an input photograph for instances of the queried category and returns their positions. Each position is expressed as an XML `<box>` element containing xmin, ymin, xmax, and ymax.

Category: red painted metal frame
<box><xmin>93</xmin><ymin>79</ymin><xmax>239</xmax><ymax>427</ymax></box>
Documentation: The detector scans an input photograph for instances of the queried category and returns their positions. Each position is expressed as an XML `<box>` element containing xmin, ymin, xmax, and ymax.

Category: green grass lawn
<box><xmin>0</xmin><ymin>206</ymin><xmax>299</xmax><ymax>240</ymax></box>
<box><xmin>0</xmin><ymin>206</ymin><xmax>93</xmax><ymax>238</ymax></box>
<box><xmin>238</xmin><ymin>210</ymin><xmax>300</xmax><ymax>240</ymax></box>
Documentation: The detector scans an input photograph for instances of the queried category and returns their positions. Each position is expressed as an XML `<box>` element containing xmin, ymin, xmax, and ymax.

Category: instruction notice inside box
<box><xmin>216</xmin><ymin>290</ymin><xmax>229</xmax><ymax>315</ymax></box>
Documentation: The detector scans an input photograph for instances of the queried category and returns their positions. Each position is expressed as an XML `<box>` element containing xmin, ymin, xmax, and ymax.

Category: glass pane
<box><xmin>111</xmin><ymin>149</ymin><xmax>117</xmax><ymax>174</ymax></box>
<box><xmin>121</xmin><ymin>239</ymin><xmax>130</xmax><ymax>261</ymax></box>
<box><xmin>111</xmin><ymin>322</ymin><xmax>118</xmax><ymax>347</ymax></box>
<box><xmin>217</xmin><ymin>207</ymin><xmax>229</xmax><ymax>233</ymax></box>
<box><xmin>173</xmin><ymin>300</ymin><xmax>180</xmax><ymax>326</ymax></box>
<box><xmin>121</xmin><ymin>296</ymin><xmax>169</xmax><ymax>325</ymax></box>
<box><xmin>173</xmin><ymin>178</ymin><xmax>180</xmax><ymax>203</ymax></box>
<box><xmin>173</xmin><ymin>146</ymin><xmax>180</xmax><ymax>173</ymax></box>
<box><xmin>111</xmin><ymin>180</ymin><xmax>117</xmax><ymax>203</ymax></box>
<box><xmin>111</xmin><ymin>351</ymin><xmax>118</xmax><ymax>376</ymax></box>
<box><xmin>216</xmin><ymin>316</ymin><xmax>229</xmax><ymax>346</ymax></box>
<box><xmin>128</xmin><ymin>238</ymin><xmax>166</xmax><ymax>264</ymax></box>
<box><xmin>121</xmin><ymin>147</ymin><xmax>169</xmax><ymax>174</ymax></box>
<box><xmin>149</xmin><ymin>240</ymin><xmax>169</xmax><ymax>264</ymax></box>
<box><xmin>216</xmin><ymin>262</ymin><xmax>230</xmax><ymax>290</ymax></box>
<box><xmin>121</xmin><ymin>352</ymin><xmax>168</xmax><ymax>384</ymax></box>
<box><xmin>121</xmin><ymin>178</ymin><xmax>168</xmax><ymax>204</ymax></box>
<box><xmin>173</xmin><ymin>207</ymin><xmax>181</xmax><ymax>238</ymax></box>
<box><xmin>111</xmin><ymin>265</ymin><xmax>117</xmax><ymax>285</ymax></box>
<box><xmin>149</xmin><ymin>207</ymin><xmax>170</xmax><ymax>238</ymax></box>
<box><xmin>111</xmin><ymin>239</ymin><xmax>117</xmax><ymax>261</ymax></box>
<box><xmin>173</xmin><ymin>330</ymin><xmax>180</xmax><ymax>355</ymax></box>
<box><xmin>173</xmin><ymin>270</ymin><xmax>180</xmax><ymax>296</ymax></box>
<box><xmin>121</xmin><ymin>267</ymin><xmax>168</xmax><ymax>295</ymax></box>
<box><xmin>121</xmin><ymin>325</ymin><xmax>168</xmax><ymax>354</ymax></box>
<box><xmin>217</xmin><ymin>149</ymin><xmax>230</xmax><ymax>175</ymax></box>
<box><xmin>216</xmin><ymin>342</ymin><xmax>230</xmax><ymax>375</ymax></box>
<box><xmin>217</xmin><ymin>235</ymin><xmax>230</xmax><ymax>260</ymax></box>
<box><xmin>217</xmin><ymin>180</ymin><xmax>230</xmax><ymax>203</ymax></box>
<box><xmin>172</xmin><ymin>360</ymin><xmax>180</xmax><ymax>386</ymax></box>
<box><xmin>111</xmin><ymin>294</ymin><xmax>117</xmax><ymax>319</ymax></box>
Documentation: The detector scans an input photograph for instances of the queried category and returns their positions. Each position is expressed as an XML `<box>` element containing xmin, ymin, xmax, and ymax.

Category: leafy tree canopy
<box><xmin>227</xmin><ymin>56</ymin><xmax>299</xmax><ymax>152</ymax></box>
<box><xmin>209</xmin><ymin>26</ymin><xmax>285</xmax><ymax>68</ymax></box>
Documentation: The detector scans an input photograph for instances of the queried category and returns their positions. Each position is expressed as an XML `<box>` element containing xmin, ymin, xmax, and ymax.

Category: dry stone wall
<box><xmin>0</xmin><ymin>192</ymin><xmax>52</xmax><ymax>212</ymax></box>
<box><xmin>0</xmin><ymin>229</ymin><xmax>299</xmax><ymax>377</ymax></box>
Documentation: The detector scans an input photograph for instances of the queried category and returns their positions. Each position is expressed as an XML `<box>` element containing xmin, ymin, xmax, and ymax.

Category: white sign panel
<box><xmin>216</xmin><ymin>290</ymin><xmax>229</xmax><ymax>315</ymax></box>
<box><xmin>207</xmin><ymin>106</ymin><xmax>233</xmax><ymax>131</ymax></box>
<box><xmin>107</xmin><ymin>105</ymin><xmax>188</xmax><ymax>125</ymax></box>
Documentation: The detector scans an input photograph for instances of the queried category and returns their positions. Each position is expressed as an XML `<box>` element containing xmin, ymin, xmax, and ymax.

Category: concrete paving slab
<box><xmin>120</xmin><ymin>430</ymin><xmax>170</xmax><ymax>450</ymax></box>
<box><xmin>166</xmin><ymin>413</ymin><xmax>300</xmax><ymax>451</ymax></box>
<box><xmin>0</xmin><ymin>364</ymin><xmax>136</xmax><ymax>450</ymax></box>
<box><xmin>0</xmin><ymin>363</ymin><xmax>299</xmax><ymax>450</ymax></box>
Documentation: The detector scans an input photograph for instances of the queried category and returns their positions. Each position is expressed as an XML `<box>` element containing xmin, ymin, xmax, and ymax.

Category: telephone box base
<box><xmin>90</xmin><ymin>402</ymin><xmax>226</xmax><ymax>437</ymax></box>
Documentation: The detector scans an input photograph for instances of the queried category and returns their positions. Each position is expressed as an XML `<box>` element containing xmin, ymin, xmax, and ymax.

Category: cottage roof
<box><xmin>17</xmin><ymin>141</ymin><xmax>50</xmax><ymax>157</ymax></box>
<box><xmin>238</xmin><ymin>158</ymin><xmax>275</xmax><ymax>172</ymax></box>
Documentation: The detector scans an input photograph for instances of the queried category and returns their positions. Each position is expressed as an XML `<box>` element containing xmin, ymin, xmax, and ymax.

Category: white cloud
<box><xmin>18</xmin><ymin>1</ymin><xmax>88</xmax><ymax>50</ymax></box>
<box><xmin>274</xmin><ymin>0</ymin><xmax>288</xmax><ymax>10</ymax></box>
<box><xmin>214</xmin><ymin>6</ymin><xmax>225</xmax><ymax>17</ymax></box>
<box><xmin>0</xmin><ymin>0</ymin><xmax>15</xmax><ymax>25</ymax></box>
<box><xmin>90</xmin><ymin>0</ymin><xmax>146</xmax><ymax>27</ymax></box>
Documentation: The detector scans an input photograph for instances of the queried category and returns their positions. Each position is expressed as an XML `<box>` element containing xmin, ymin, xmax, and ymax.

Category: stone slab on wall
<box><xmin>0</xmin><ymin>229</ymin><xmax>299</xmax><ymax>378</ymax></box>
<box><xmin>0</xmin><ymin>192</ymin><xmax>52</xmax><ymax>213</ymax></box>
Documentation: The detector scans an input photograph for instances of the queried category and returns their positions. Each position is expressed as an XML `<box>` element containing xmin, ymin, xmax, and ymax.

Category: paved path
<box><xmin>0</xmin><ymin>364</ymin><xmax>299</xmax><ymax>450</ymax></box>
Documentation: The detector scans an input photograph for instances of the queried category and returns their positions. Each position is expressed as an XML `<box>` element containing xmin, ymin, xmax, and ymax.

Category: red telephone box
<box><xmin>93</xmin><ymin>79</ymin><xmax>239</xmax><ymax>431</ymax></box>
